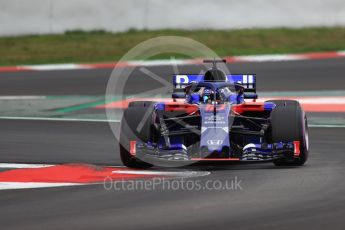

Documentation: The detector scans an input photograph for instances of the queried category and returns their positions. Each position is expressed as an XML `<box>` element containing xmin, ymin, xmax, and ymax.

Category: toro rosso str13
<box><xmin>119</xmin><ymin>60</ymin><xmax>309</xmax><ymax>168</ymax></box>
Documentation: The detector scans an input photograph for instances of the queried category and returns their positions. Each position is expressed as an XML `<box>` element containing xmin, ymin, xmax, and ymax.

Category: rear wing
<box><xmin>173</xmin><ymin>74</ymin><xmax>256</xmax><ymax>93</ymax></box>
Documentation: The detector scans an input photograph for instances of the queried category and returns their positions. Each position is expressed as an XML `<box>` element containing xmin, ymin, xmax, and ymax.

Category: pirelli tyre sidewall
<box><xmin>268</xmin><ymin>100</ymin><xmax>309</xmax><ymax>166</ymax></box>
<box><xmin>119</xmin><ymin>106</ymin><xmax>154</xmax><ymax>169</ymax></box>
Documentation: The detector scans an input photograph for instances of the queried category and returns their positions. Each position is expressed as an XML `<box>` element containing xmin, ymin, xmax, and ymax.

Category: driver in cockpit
<box><xmin>198</xmin><ymin>87</ymin><xmax>233</xmax><ymax>104</ymax></box>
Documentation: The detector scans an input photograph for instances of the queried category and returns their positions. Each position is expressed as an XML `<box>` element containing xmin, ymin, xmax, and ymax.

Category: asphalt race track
<box><xmin>1</xmin><ymin>58</ymin><xmax>345</xmax><ymax>95</ymax></box>
<box><xmin>0</xmin><ymin>58</ymin><xmax>345</xmax><ymax>230</ymax></box>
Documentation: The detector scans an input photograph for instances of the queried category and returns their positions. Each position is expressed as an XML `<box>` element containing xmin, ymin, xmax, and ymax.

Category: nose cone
<box><xmin>200</xmin><ymin>104</ymin><xmax>232</xmax><ymax>155</ymax></box>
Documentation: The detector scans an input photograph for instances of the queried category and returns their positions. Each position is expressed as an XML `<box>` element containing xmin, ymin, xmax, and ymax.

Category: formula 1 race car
<box><xmin>119</xmin><ymin>60</ymin><xmax>309</xmax><ymax>168</ymax></box>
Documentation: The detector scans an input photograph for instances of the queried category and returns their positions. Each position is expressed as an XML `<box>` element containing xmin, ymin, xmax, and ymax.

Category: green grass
<box><xmin>0</xmin><ymin>27</ymin><xmax>345</xmax><ymax>66</ymax></box>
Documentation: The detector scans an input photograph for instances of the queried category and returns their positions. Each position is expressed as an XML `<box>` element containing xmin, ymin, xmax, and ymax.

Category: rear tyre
<box><xmin>119</xmin><ymin>106</ymin><xmax>154</xmax><ymax>169</ymax></box>
<box><xmin>268</xmin><ymin>100</ymin><xmax>309</xmax><ymax>166</ymax></box>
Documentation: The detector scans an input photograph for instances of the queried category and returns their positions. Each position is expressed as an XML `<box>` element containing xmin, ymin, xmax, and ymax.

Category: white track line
<box><xmin>114</xmin><ymin>170</ymin><xmax>210</xmax><ymax>177</ymax></box>
<box><xmin>22</xmin><ymin>64</ymin><xmax>87</xmax><ymax>71</ymax></box>
<box><xmin>128</xmin><ymin>60</ymin><xmax>188</xmax><ymax>66</ymax></box>
<box><xmin>0</xmin><ymin>163</ymin><xmax>54</xmax><ymax>169</ymax></box>
<box><xmin>6</xmin><ymin>51</ymin><xmax>345</xmax><ymax>72</ymax></box>
<box><xmin>0</xmin><ymin>51</ymin><xmax>343</xmax><ymax>73</ymax></box>
<box><xmin>0</xmin><ymin>182</ymin><xmax>85</xmax><ymax>190</ymax></box>
<box><xmin>236</xmin><ymin>54</ymin><xmax>305</xmax><ymax>62</ymax></box>
<box><xmin>0</xmin><ymin>96</ymin><xmax>47</xmax><ymax>100</ymax></box>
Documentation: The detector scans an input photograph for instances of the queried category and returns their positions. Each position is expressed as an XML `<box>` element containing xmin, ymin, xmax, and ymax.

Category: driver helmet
<box><xmin>202</xmin><ymin>88</ymin><xmax>213</xmax><ymax>103</ymax></box>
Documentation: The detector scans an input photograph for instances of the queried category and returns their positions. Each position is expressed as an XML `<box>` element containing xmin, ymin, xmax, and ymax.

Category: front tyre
<box><xmin>268</xmin><ymin>100</ymin><xmax>309</xmax><ymax>166</ymax></box>
<box><xmin>119</xmin><ymin>107</ymin><xmax>153</xmax><ymax>169</ymax></box>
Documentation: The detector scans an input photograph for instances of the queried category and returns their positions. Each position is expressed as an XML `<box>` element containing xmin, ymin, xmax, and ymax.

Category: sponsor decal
<box><xmin>207</xmin><ymin>139</ymin><xmax>224</xmax><ymax>145</ymax></box>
